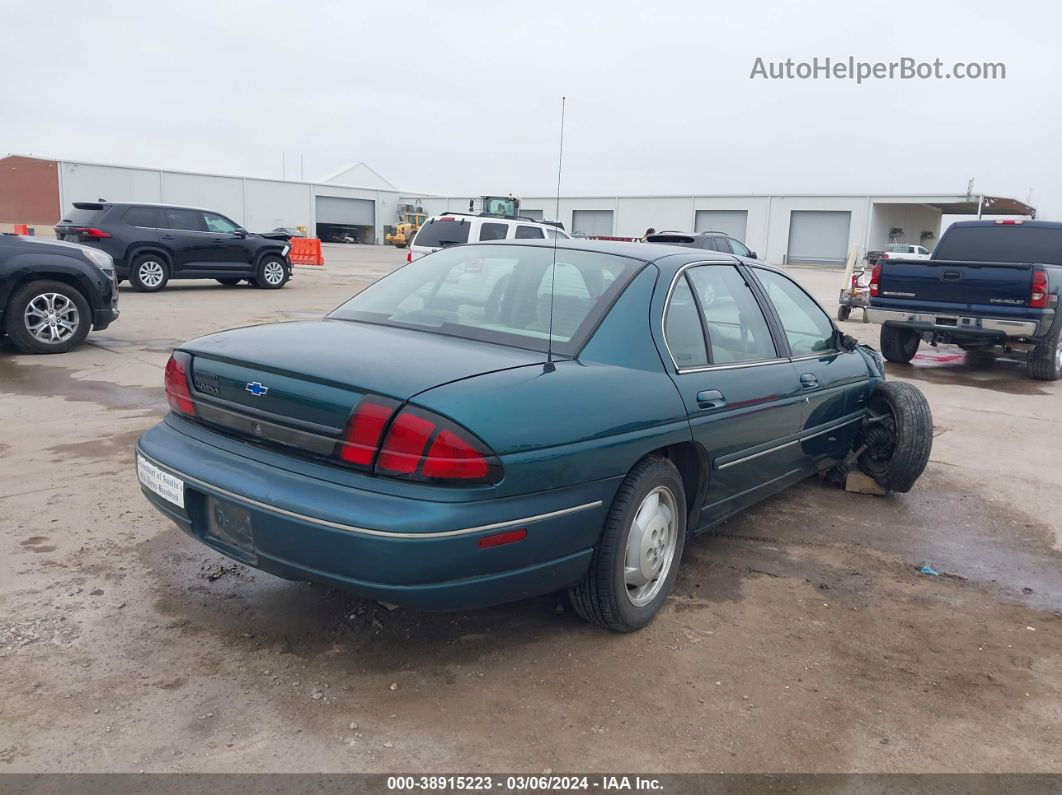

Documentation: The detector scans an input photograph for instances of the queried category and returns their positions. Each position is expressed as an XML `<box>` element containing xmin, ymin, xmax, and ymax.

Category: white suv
<box><xmin>408</xmin><ymin>214</ymin><xmax>569</xmax><ymax>262</ymax></box>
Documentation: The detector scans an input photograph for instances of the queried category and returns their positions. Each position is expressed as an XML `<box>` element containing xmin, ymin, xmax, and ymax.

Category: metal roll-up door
<box><xmin>571</xmin><ymin>210</ymin><xmax>614</xmax><ymax>237</ymax></box>
<box><xmin>786</xmin><ymin>210</ymin><xmax>851</xmax><ymax>265</ymax></box>
<box><xmin>694</xmin><ymin>210</ymin><xmax>748</xmax><ymax>241</ymax></box>
<box><xmin>315</xmin><ymin>196</ymin><xmax>375</xmax><ymax>226</ymax></box>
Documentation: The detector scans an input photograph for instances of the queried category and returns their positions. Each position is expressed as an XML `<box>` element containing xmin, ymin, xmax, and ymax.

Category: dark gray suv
<box><xmin>55</xmin><ymin>202</ymin><xmax>293</xmax><ymax>292</ymax></box>
<box><xmin>646</xmin><ymin>231</ymin><xmax>759</xmax><ymax>260</ymax></box>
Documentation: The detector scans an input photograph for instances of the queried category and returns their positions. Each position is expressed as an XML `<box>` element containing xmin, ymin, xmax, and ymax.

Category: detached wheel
<box><xmin>568</xmin><ymin>456</ymin><xmax>686</xmax><ymax>632</ymax></box>
<box><xmin>130</xmin><ymin>254</ymin><xmax>169</xmax><ymax>292</ymax></box>
<box><xmin>837</xmin><ymin>305</ymin><xmax>852</xmax><ymax>322</ymax></box>
<box><xmin>216</xmin><ymin>278</ymin><xmax>241</xmax><ymax>287</ymax></box>
<box><xmin>1027</xmin><ymin>319</ymin><xmax>1062</xmax><ymax>381</ymax></box>
<box><xmin>255</xmin><ymin>256</ymin><xmax>289</xmax><ymax>289</ymax></box>
<box><xmin>3</xmin><ymin>280</ymin><xmax>91</xmax><ymax>354</ymax></box>
<box><xmin>880</xmin><ymin>325</ymin><xmax>920</xmax><ymax>363</ymax></box>
<box><xmin>856</xmin><ymin>382</ymin><xmax>932</xmax><ymax>493</ymax></box>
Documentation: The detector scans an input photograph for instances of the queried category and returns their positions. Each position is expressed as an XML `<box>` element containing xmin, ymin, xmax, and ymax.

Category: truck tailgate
<box><xmin>877</xmin><ymin>259</ymin><xmax>1033</xmax><ymax>311</ymax></box>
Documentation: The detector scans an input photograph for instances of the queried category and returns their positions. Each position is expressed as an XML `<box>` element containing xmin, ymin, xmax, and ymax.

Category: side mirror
<box><xmin>234</xmin><ymin>228</ymin><xmax>247</xmax><ymax>238</ymax></box>
<box><xmin>748</xmin><ymin>251</ymin><xmax>758</xmax><ymax>260</ymax></box>
<box><xmin>837</xmin><ymin>330</ymin><xmax>859</xmax><ymax>351</ymax></box>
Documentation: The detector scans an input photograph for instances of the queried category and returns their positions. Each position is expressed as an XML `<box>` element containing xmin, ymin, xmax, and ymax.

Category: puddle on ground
<box><xmin>0</xmin><ymin>358</ymin><xmax>166</xmax><ymax>412</ymax></box>
<box><xmin>889</xmin><ymin>348</ymin><xmax>1047</xmax><ymax>395</ymax></box>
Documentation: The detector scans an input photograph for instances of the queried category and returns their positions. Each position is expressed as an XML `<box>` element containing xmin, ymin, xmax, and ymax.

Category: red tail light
<box><xmin>337</xmin><ymin>397</ymin><xmax>399</xmax><ymax>466</ymax></box>
<box><xmin>80</xmin><ymin>227</ymin><xmax>112</xmax><ymax>239</ymax></box>
<box><xmin>1030</xmin><ymin>270</ymin><xmax>1049</xmax><ymax>308</ymax></box>
<box><xmin>406</xmin><ymin>248</ymin><xmax>412</xmax><ymax>264</ymax></box>
<box><xmin>164</xmin><ymin>351</ymin><xmax>195</xmax><ymax>417</ymax></box>
<box><xmin>869</xmin><ymin>263</ymin><xmax>882</xmax><ymax>297</ymax></box>
<box><xmin>334</xmin><ymin>401</ymin><xmax>500</xmax><ymax>484</ymax></box>
<box><xmin>376</xmin><ymin>407</ymin><xmax>499</xmax><ymax>483</ymax></box>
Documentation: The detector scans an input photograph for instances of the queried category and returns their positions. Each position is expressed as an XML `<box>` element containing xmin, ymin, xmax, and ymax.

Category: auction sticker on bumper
<box><xmin>137</xmin><ymin>454</ymin><xmax>185</xmax><ymax>508</ymax></box>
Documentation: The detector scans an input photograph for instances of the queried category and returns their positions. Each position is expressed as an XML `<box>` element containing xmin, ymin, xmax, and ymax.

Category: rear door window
<box><xmin>414</xmin><ymin>217</ymin><xmax>470</xmax><ymax>248</ymax></box>
<box><xmin>478</xmin><ymin>222</ymin><xmax>509</xmax><ymax>242</ymax></box>
<box><xmin>123</xmin><ymin>206</ymin><xmax>161</xmax><ymax>228</ymax></box>
<box><xmin>664</xmin><ymin>277</ymin><xmax>709</xmax><ymax>368</ymax></box>
<box><xmin>163</xmin><ymin>208</ymin><xmax>206</xmax><ymax>232</ymax></box>
<box><xmin>516</xmin><ymin>225</ymin><xmax>545</xmax><ymax>239</ymax></box>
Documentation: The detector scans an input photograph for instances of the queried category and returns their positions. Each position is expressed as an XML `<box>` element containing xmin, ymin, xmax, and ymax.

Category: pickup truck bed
<box><xmin>866</xmin><ymin>220</ymin><xmax>1062</xmax><ymax>380</ymax></box>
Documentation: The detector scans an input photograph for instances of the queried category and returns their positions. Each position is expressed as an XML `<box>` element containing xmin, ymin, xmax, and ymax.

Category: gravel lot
<box><xmin>1</xmin><ymin>244</ymin><xmax>1059</xmax><ymax>772</ymax></box>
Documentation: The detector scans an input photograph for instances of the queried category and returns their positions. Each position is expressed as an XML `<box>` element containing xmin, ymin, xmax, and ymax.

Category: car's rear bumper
<box><xmin>136</xmin><ymin>418</ymin><xmax>615</xmax><ymax>610</ymax></box>
<box><xmin>867</xmin><ymin>307</ymin><xmax>1044</xmax><ymax>339</ymax></box>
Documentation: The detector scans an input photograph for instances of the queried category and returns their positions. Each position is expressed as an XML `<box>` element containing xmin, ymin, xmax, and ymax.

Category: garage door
<box><xmin>695</xmin><ymin>210</ymin><xmax>748</xmax><ymax>241</ymax></box>
<box><xmin>315</xmin><ymin>196</ymin><xmax>375</xmax><ymax>226</ymax></box>
<box><xmin>571</xmin><ymin>210</ymin><xmax>613</xmax><ymax>237</ymax></box>
<box><xmin>787</xmin><ymin>211</ymin><xmax>851</xmax><ymax>265</ymax></box>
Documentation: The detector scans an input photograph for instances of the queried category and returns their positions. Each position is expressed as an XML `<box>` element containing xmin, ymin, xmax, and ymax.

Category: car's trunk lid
<box><xmin>181</xmin><ymin>320</ymin><xmax>544</xmax><ymax>446</ymax></box>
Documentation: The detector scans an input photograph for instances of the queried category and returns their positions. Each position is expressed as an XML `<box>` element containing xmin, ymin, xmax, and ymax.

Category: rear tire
<box><xmin>129</xmin><ymin>254</ymin><xmax>169</xmax><ymax>292</ymax></box>
<box><xmin>255</xmin><ymin>256</ymin><xmax>289</xmax><ymax>289</ymax></box>
<box><xmin>1027</xmin><ymin>319</ymin><xmax>1062</xmax><ymax>381</ymax></box>
<box><xmin>880</xmin><ymin>325</ymin><xmax>920</xmax><ymax>363</ymax></box>
<box><xmin>857</xmin><ymin>382</ymin><xmax>932</xmax><ymax>493</ymax></box>
<box><xmin>568</xmin><ymin>456</ymin><xmax>686</xmax><ymax>632</ymax></box>
<box><xmin>216</xmin><ymin>278</ymin><xmax>241</xmax><ymax>287</ymax></box>
<box><xmin>837</xmin><ymin>305</ymin><xmax>851</xmax><ymax>322</ymax></box>
<box><xmin>3</xmin><ymin>280</ymin><xmax>91</xmax><ymax>354</ymax></box>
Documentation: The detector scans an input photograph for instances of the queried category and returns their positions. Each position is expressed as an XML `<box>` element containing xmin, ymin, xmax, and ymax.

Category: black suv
<box><xmin>646</xmin><ymin>231</ymin><xmax>760</xmax><ymax>259</ymax></box>
<box><xmin>55</xmin><ymin>202</ymin><xmax>293</xmax><ymax>292</ymax></box>
<box><xmin>0</xmin><ymin>233</ymin><xmax>119</xmax><ymax>354</ymax></box>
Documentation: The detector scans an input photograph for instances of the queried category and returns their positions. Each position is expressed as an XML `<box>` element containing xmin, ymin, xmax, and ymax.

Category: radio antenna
<box><xmin>545</xmin><ymin>96</ymin><xmax>566</xmax><ymax>373</ymax></box>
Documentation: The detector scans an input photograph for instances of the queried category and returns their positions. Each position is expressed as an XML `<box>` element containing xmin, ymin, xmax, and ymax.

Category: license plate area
<box><xmin>203</xmin><ymin>496</ymin><xmax>257</xmax><ymax>564</ymax></box>
<box><xmin>934</xmin><ymin>316</ymin><xmax>959</xmax><ymax>327</ymax></box>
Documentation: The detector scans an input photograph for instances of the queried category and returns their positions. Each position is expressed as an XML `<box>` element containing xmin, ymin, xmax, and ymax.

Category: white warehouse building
<box><xmin>0</xmin><ymin>154</ymin><xmax>1034</xmax><ymax>265</ymax></box>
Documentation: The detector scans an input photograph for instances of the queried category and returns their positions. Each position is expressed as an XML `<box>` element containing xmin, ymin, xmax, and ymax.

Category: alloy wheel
<box><xmin>623</xmin><ymin>486</ymin><xmax>679</xmax><ymax>607</ymax></box>
<box><xmin>263</xmin><ymin>261</ymin><xmax>285</xmax><ymax>285</ymax></box>
<box><xmin>24</xmin><ymin>292</ymin><xmax>80</xmax><ymax>345</ymax></box>
<box><xmin>138</xmin><ymin>261</ymin><xmax>165</xmax><ymax>288</ymax></box>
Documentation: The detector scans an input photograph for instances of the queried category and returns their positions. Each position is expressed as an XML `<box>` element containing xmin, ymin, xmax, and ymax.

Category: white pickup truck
<box><xmin>870</xmin><ymin>243</ymin><xmax>932</xmax><ymax>264</ymax></box>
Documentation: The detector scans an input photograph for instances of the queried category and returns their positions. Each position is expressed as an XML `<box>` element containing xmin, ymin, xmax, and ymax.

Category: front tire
<box><xmin>880</xmin><ymin>325</ymin><xmax>920</xmax><ymax>363</ymax></box>
<box><xmin>837</xmin><ymin>305</ymin><xmax>851</xmax><ymax>322</ymax></box>
<box><xmin>3</xmin><ymin>280</ymin><xmax>91</xmax><ymax>354</ymax></box>
<box><xmin>568</xmin><ymin>456</ymin><xmax>686</xmax><ymax>632</ymax></box>
<box><xmin>856</xmin><ymin>382</ymin><xmax>932</xmax><ymax>493</ymax></box>
<box><xmin>129</xmin><ymin>254</ymin><xmax>169</xmax><ymax>292</ymax></box>
<box><xmin>1027</xmin><ymin>319</ymin><xmax>1062</xmax><ymax>381</ymax></box>
<box><xmin>255</xmin><ymin>256</ymin><xmax>289</xmax><ymax>289</ymax></box>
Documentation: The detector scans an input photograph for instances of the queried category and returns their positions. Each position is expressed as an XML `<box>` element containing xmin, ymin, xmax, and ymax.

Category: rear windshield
<box><xmin>60</xmin><ymin>207</ymin><xmax>103</xmax><ymax>224</ymax></box>
<box><xmin>414</xmin><ymin>217</ymin><xmax>471</xmax><ymax>248</ymax></box>
<box><xmin>647</xmin><ymin>235</ymin><xmax>695</xmax><ymax>245</ymax></box>
<box><xmin>934</xmin><ymin>225</ymin><xmax>1062</xmax><ymax>265</ymax></box>
<box><xmin>329</xmin><ymin>244</ymin><xmax>644</xmax><ymax>355</ymax></box>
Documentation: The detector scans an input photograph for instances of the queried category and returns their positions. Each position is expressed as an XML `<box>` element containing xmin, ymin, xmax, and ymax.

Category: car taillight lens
<box><xmin>334</xmin><ymin>401</ymin><xmax>500</xmax><ymax>484</ymax></box>
<box><xmin>337</xmin><ymin>397</ymin><xmax>399</xmax><ymax>466</ymax></box>
<box><xmin>869</xmin><ymin>263</ymin><xmax>882</xmax><ymax>297</ymax></box>
<box><xmin>406</xmin><ymin>248</ymin><xmax>412</xmax><ymax>264</ymax></box>
<box><xmin>1030</xmin><ymin>270</ymin><xmax>1049</xmax><ymax>308</ymax></box>
<box><xmin>164</xmin><ymin>351</ymin><xmax>195</xmax><ymax>417</ymax></box>
<box><xmin>376</xmin><ymin>407</ymin><xmax>500</xmax><ymax>484</ymax></box>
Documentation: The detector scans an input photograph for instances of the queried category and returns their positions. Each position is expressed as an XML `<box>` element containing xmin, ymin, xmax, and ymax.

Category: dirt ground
<box><xmin>1</xmin><ymin>245</ymin><xmax>1059</xmax><ymax>773</ymax></box>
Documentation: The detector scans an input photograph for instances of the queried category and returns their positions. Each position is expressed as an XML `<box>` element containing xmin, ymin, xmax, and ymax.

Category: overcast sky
<box><xmin>2</xmin><ymin>0</ymin><xmax>1060</xmax><ymax>217</ymax></box>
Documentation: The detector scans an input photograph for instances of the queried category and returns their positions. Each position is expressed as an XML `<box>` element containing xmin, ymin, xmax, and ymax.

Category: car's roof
<box><xmin>473</xmin><ymin>238</ymin><xmax>760</xmax><ymax>272</ymax></box>
<box><xmin>73</xmin><ymin>201</ymin><xmax>222</xmax><ymax>214</ymax></box>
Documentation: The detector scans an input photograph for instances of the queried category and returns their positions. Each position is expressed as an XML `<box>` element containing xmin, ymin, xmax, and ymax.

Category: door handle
<box><xmin>161</xmin><ymin>234</ymin><xmax>174</xmax><ymax>240</ymax></box>
<box><xmin>800</xmin><ymin>373</ymin><xmax>819</xmax><ymax>389</ymax></box>
<box><xmin>696</xmin><ymin>389</ymin><xmax>727</xmax><ymax>409</ymax></box>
